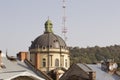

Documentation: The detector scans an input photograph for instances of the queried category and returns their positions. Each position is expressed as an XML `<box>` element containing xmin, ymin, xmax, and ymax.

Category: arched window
<box><xmin>43</xmin><ymin>58</ymin><xmax>46</xmax><ymax>67</ymax></box>
<box><xmin>65</xmin><ymin>59</ymin><xmax>67</xmax><ymax>67</ymax></box>
<box><xmin>55</xmin><ymin>59</ymin><xmax>59</xmax><ymax>67</ymax></box>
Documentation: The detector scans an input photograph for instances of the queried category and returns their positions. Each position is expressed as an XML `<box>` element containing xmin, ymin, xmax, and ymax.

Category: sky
<box><xmin>0</xmin><ymin>0</ymin><xmax>120</xmax><ymax>55</ymax></box>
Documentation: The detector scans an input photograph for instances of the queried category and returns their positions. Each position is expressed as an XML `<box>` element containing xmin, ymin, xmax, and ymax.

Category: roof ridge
<box><xmin>24</xmin><ymin>59</ymin><xmax>53</xmax><ymax>80</ymax></box>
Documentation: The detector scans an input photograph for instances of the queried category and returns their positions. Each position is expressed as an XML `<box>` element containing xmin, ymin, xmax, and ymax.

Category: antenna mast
<box><xmin>62</xmin><ymin>0</ymin><xmax>67</xmax><ymax>41</ymax></box>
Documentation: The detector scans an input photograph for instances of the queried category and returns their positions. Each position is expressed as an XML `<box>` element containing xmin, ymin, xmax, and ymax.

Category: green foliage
<box><xmin>70</xmin><ymin>45</ymin><xmax>120</xmax><ymax>65</ymax></box>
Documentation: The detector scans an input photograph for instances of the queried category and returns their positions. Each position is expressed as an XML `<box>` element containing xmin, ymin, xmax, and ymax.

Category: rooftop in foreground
<box><xmin>60</xmin><ymin>63</ymin><xmax>120</xmax><ymax>80</ymax></box>
<box><xmin>0</xmin><ymin>55</ymin><xmax>51</xmax><ymax>80</ymax></box>
<box><xmin>87</xmin><ymin>64</ymin><xmax>120</xmax><ymax>80</ymax></box>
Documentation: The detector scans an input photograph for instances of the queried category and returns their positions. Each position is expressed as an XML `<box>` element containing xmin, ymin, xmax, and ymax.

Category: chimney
<box><xmin>0</xmin><ymin>50</ymin><xmax>2</xmax><ymax>67</ymax></box>
<box><xmin>89</xmin><ymin>71</ymin><xmax>96</xmax><ymax>80</ymax></box>
<box><xmin>35</xmin><ymin>53</ymin><xmax>40</xmax><ymax>69</ymax></box>
<box><xmin>17</xmin><ymin>52</ymin><xmax>28</xmax><ymax>61</ymax></box>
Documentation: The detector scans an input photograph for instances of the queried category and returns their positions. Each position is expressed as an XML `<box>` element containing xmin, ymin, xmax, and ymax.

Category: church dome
<box><xmin>30</xmin><ymin>19</ymin><xmax>67</xmax><ymax>49</ymax></box>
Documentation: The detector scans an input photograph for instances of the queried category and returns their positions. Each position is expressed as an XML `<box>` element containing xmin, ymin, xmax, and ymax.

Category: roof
<box><xmin>60</xmin><ymin>63</ymin><xmax>120</xmax><ymax>80</ymax></box>
<box><xmin>87</xmin><ymin>64</ymin><xmax>120</xmax><ymax>80</ymax></box>
<box><xmin>30</xmin><ymin>19</ymin><xmax>67</xmax><ymax>50</ymax></box>
<box><xmin>77</xmin><ymin>63</ymin><xmax>92</xmax><ymax>72</ymax></box>
<box><xmin>30</xmin><ymin>33</ymin><xmax>67</xmax><ymax>49</ymax></box>
<box><xmin>59</xmin><ymin>63</ymin><xmax>90</xmax><ymax>80</ymax></box>
<box><xmin>0</xmin><ymin>56</ymin><xmax>45</xmax><ymax>80</ymax></box>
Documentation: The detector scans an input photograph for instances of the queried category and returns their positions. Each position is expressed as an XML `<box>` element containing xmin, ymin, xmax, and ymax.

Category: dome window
<box><xmin>54</xmin><ymin>40</ymin><xmax>58</xmax><ymax>43</ymax></box>
<box><xmin>50</xmin><ymin>45</ymin><xmax>52</xmax><ymax>48</ymax></box>
<box><xmin>47</xmin><ymin>45</ymin><xmax>52</xmax><ymax>48</ymax></box>
<box><xmin>56</xmin><ymin>40</ymin><xmax>58</xmax><ymax>42</ymax></box>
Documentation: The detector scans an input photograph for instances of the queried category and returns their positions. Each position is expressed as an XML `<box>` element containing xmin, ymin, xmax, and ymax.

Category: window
<box><xmin>55</xmin><ymin>59</ymin><xmax>59</xmax><ymax>67</ymax></box>
<box><xmin>43</xmin><ymin>46</ymin><xmax>46</xmax><ymax>49</ymax></box>
<box><xmin>43</xmin><ymin>58</ymin><xmax>46</xmax><ymax>67</ymax></box>
<box><xmin>50</xmin><ymin>45</ymin><xmax>52</xmax><ymax>48</ymax></box>
<box><xmin>65</xmin><ymin>59</ymin><xmax>67</xmax><ymax>67</ymax></box>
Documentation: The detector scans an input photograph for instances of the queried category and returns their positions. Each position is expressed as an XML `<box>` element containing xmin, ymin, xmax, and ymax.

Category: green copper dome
<box><xmin>44</xmin><ymin>19</ymin><xmax>53</xmax><ymax>33</ymax></box>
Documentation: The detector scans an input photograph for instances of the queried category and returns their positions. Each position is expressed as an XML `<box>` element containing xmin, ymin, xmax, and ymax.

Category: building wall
<box><xmin>39</xmin><ymin>53</ymin><xmax>69</xmax><ymax>72</ymax></box>
<box><xmin>30</xmin><ymin>49</ymin><xmax>70</xmax><ymax>72</ymax></box>
<box><xmin>30</xmin><ymin>53</ymin><xmax>36</xmax><ymax>65</ymax></box>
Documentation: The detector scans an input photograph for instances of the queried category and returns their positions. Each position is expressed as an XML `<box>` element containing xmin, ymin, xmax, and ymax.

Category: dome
<box><xmin>30</xmin><ymin>19</ymin><xmax>67</xmax><ymax>49</ymax></box>
<box><xmin>30</xmin><ymin>33</ymin><xmax>66</xmax><ymax>49</ymax></box>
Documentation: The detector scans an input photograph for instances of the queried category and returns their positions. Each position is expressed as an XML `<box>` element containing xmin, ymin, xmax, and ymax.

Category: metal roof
<box><xmin>0</xmin><ymin>57</ymin><xmax>45</xmax><ymax>80</ymax></box>
<box><xmin>87</xmin><ymin>64</ymin><xmax>120</xmax><ymax>80</ymax></box>
<box><xmin>77</xmin><ymin>63</ymin><xmax>92</xmax><ymax>72</ymax></box>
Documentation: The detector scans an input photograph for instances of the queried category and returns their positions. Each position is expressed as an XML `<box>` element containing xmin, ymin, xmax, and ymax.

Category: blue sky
<box><xmin>0</xmin><ymin>0</ymin><xmax>120</xmax><ymax>55</ymax></box>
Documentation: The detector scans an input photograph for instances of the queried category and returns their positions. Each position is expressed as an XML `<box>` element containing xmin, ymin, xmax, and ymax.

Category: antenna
<box><xmin>62</xmin><ymin>0</ymin><xmax>67</xmax><ymax>41</ymax></box>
